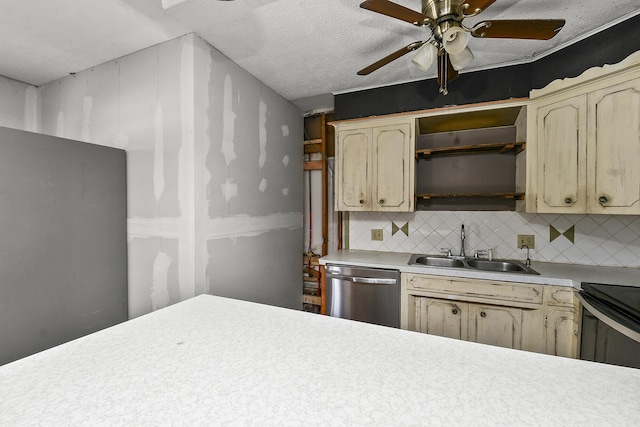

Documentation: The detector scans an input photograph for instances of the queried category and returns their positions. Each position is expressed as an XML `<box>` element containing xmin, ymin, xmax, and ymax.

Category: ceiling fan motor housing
<box><xmin>422</xmin><ymin>0</ymin><xmax>467</xmax><ymax>21</ymax></box>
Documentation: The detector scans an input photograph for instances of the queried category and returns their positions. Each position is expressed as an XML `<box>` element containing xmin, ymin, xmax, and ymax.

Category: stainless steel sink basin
<box><xmin>465</xmin><ymin>258</ymin><xmax>538</xmax><ymax>274</ymax></box>
<box><xmin>410</xmin><ymin>255</ymin><xmax>465</xmax><ymax>268</ymax></box>
<box><xmin>408</xmin><ymin>254</ymin><xmax>539</xmax><ymax>275</ymax></box>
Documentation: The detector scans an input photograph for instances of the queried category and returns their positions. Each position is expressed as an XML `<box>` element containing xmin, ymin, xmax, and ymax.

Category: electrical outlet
<box><xmin>371</xmin><ymin>229</ymin><xmax>383</xmax><ymax>241</ymax></box>
<box><xmin>517</xmin><ymin>234</ymin><xmax>535</xmax><ymax>249</ymax></box>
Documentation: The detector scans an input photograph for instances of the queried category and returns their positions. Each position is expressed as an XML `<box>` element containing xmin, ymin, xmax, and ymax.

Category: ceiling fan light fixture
<box><xmin>442</xmin><ymin>26</ymin><xmax>468</xmax><ymax>55</ymax></box>
<box><xmin>411</xmin><ymin>42</ymin><xmax>438</xmax><ymax>72</ymax></box>
<box><xmin>449</xmin><ymin>46</ymin><xmax>474</xmax><ymax>70</ymax></box>
<box><xmin>357</xmin><ymin>0</ymin><xmax>566</xmax><ymax>95</ymax></box>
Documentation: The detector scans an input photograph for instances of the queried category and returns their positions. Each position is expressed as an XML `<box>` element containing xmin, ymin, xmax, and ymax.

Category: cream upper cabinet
<box><xmin>335</xmin><ymin>128</ymin><xmax>372</xmax><ymax>210</ymax></box>
<box><xmin>587</xmin><ymin>79</ymin><xmax>640</xmax><ymax>214</ymax></box>
<box><xmin>528</xmin><ymin>50</ymin><xmax>640</xmax><ymax>214</ymax></box>
<box><xmin>534</xmin><ymin>95</ymin><xmax>588</xmax><ymax>213</ymax></box>
<box><xmin>334</xmin><ymin>120</ymin><xmax>414</xmax><ymax>212</ymax></box>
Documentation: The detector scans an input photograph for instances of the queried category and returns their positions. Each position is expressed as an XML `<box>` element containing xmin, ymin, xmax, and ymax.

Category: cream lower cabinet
<box><xmin>413</xmin><ymin>297</ymin><xmax>466</xmax><ymax>340</ymax></box>
<box><xmin>402</xmin><ymin>273</ymin><xmax>579</xmax><ymax>357</ymax></box>
<box><xmin>414</xmin><ymin>298</ymin><xmax>525</xmax><ymax>349</ymax></box>
<box><xmin>545</xmin><ymin>285</ymin><xmax>580</xmax><ymax>358</ymax></box>
<box><xmin>527</xmin><ymin>51</ymin><xmax>640</xmax><ymax>214</ymax></box>
<box><xmin>334</xmin><ymin>120</ymin><xmax>414</xmax><ymax>212</ymax></box>
<box><xmin>467</xmin><ymin>304</ymin><xmax>523</xmax><ymax>350</ymax></box>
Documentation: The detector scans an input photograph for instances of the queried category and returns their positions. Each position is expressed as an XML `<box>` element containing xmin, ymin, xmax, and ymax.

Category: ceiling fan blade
<box><xmin>357</xmin><ymin>42</ymin><xmax>423</xmax><ymax>75</ymax></box>
<box><xmin>471</xmin><ymin>19</ymin><xmax>566</xmax><ymax>40</ymax></box>
<box><xmin>360</xmin><ymin>0</ymin><xmax>430</xmax><ymax>26</ymax></box>
<box><xmin>461</xmin><ymin>0</ymin><xmax>497</xmax><ymax>16</ymax></box>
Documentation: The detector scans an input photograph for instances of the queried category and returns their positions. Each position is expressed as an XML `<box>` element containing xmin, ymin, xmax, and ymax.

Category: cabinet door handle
<box><xmin>598</xmin><ymin>196</ymin><xmax>608</xmax><ymax>204</ymax></box>
<box><xmin>359</xmin><ymin>199</ymin><xmax>365</xmax><ymax>204</ymax></box>
<box><xmin>451</xmin><ymin>308</ymin><xmax>458</xmax><ymax>315</ymax></box>
<box><xmin>379</xmin><ymin>199</ymin><xmax>385</xmax><ymax>205</ymax></box>
<box><xmin>480</xmin><ymin>311</ymin><xmax>487</xmax><ymax>318</ymax></box>
<box><xmin>564</xmin><ymin>197</ymin><xmax>572</xmax><ymax>204</ymax></box>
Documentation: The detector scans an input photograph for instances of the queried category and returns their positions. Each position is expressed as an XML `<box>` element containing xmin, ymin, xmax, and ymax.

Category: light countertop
<box><xmin>320</xmin><ymin>249</ymin><xmax>640</xmax><ymax>288</ymax></box>
<box><xmin>2</xmin><ymin>294</ymin><xmax>640</xmax><ymax>425</ymax></box>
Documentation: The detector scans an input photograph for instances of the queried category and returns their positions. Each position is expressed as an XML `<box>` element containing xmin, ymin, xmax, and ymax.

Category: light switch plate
<box><xmin>371</xmin><ymin>229</ymin><xmax>383</xmax><ymax>241</ymax></box>
<box><xmin>517</xmin><ymin>234</ymin><xmax>535</xmax><ymax>249</ymax></box>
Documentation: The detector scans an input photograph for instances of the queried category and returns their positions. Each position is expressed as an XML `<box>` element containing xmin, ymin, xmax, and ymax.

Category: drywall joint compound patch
<box><xmin>151</xmin><ymin>251</ymin><xmax>172</xmax><ymax>310</ymax></box>
<box><xmin>221</xmin><ymin>178</ymin><xmax>238</xmax><ymax>202</ymax></box>
<box><xmin>82</xmin><ymin>96</ymin><xmax>93</xmax><ymax>141</ymax></box>
<box><xmin>153</xmin><ymin>103</ymin><xmax>166</xmax><ymax>203</ymax></box>
<box><xmin>221</xmin><ymin>74</ymin><xmax>237</xmax><ymax>166</ymax></box>
<box><xmin>259</xmin><ymin>99</ymin><xmax>267</xmax><ymax>169</ymax></box>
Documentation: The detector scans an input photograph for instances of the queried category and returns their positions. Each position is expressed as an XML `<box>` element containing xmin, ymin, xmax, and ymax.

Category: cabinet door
<box><xmin>535</xmin><ymin>96</ymin><xmax>588</xmax><ymax>213</ymax></box>
<box><xmin>546</xmin><ymin>308</ymin><xmax>578</xmax><ymax>358</ymax></box>
<box><xmin>468</xmin><ymin>304</ymin><xmax>523</xmax><ymax>350</ymax></box>
<box><xmin>372</xmin><ymin>123</ymin><xmax>414</xmax><ymax>212</ymax></box>
<box><xmin>587</xmin><ymin>80</ymin><xmax>640</xmax><ymax>214</ymax></box>
<box><xmin>336</xmin><ymin>128</ymin><xmax>372</xmax><ymax>210</ymax></box>
<box><xmin>413</xmin><ymin>297</ymin><xmax>467</xmax><ymax>340</ymax></box>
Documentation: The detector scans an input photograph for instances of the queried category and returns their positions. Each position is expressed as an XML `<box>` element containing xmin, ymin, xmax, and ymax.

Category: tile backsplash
<box><xmin>348</xmin><ymin>211</ymin><xmax>640</xmax><ymax>268</ymax></box>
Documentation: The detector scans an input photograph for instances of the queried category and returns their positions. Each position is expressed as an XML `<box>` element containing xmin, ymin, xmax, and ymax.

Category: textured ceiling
<box><xmin>1</xmin><ymin>0</ymin><xmax>639</xmax><ymax>113</ymax></box>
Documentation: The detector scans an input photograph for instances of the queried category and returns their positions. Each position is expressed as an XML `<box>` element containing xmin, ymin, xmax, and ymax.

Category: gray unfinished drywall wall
<box><xmin>194</xmin><ymin>36</ymin><xmax>303</xmax><ymax>309</ymax></box>
<box><xmin>38</xmin><ymin>36</ymin><xmax>190</xmax><ymax>318</ymax></box>
<box><xmin>0</xmin><ymin>75</ymin><xmax>38</xmax><ymax>131</ymax></box>
<box><xmin>0</xmin><ymin>126</ymin><xmax>127</xmax><ymax>365</ymax></box>
<box><xmin>35</xmin><ymin>33</ymin><xmax>303</xmax><ymax>317</ymax></box>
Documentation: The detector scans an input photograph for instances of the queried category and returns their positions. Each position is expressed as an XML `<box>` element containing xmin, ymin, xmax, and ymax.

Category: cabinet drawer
<box><xmin>546</xmin><ymin>286</ymin><xmax>578</xmax><ymax>308</ymax></box>
<box><xmin>404</xmin><ymin>273</ymin><xmax>543</xmax><ymax>305</ymax></box>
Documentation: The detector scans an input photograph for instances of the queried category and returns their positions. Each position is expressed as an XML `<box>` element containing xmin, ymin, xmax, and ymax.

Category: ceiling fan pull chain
<box><xmin>440</xmin><ymin>51</ymin><xmax>448</xmax><ymax>95</ymax></box>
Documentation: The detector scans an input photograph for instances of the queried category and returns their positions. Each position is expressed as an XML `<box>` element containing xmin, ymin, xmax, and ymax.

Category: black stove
<box><xmin>578</xmin><ymin>282</ymin><xmax>640</xmax><ymax>344</ymax></box>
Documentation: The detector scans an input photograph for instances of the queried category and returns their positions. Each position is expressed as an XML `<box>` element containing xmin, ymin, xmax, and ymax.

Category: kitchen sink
<box><xmin>411</xmin><ymin>255</ymin><xmax>465</xmax><ymax>268</ymax></box>
<box><xmin>465</xmin><ymin>258</ymin><xmax>537</xmax><ymax>274</ymax></box>
<box><xmin>408</xmin><ymin>254</ymin><xmax>539</xmax><ymax>275</ymax></box>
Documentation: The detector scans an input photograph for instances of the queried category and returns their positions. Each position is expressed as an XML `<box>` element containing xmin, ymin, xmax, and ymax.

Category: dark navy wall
<box><xmin>335</xmin><ymin>14</ymin><xmax>640</xmax><ymax>120</ymax></box>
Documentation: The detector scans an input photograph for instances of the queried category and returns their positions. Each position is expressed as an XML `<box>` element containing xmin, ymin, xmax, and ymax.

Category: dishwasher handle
<box><xmin>326</xmin><ymin>274</ymin><xmax>397</xmax><ymax>285</ymax></box>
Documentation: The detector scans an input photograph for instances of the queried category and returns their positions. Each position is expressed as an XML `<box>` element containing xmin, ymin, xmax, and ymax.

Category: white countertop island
<box><xmin>2</xmin><ymin>294</ymin><xmax>640</xmax><ymax>426</ymax></box>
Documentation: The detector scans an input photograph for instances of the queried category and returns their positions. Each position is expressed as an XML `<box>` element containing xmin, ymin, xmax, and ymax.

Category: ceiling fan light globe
<box><xmin>449</xmin><ymin>46</ymin><xmax>474</xmax><ymax>70</ymax></box>
<box><xmin>442</xmin><ymin>27</ymin><xmax>468</xmax><ymax>55</ymax></box>
<box><xmin>412</xmin><ymin>42</ymin><xmax>437</xmax><ymax>72</ymax></box>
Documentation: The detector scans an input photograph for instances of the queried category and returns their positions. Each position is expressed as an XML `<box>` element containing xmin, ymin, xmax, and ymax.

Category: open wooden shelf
<box><xmin>304</xmin><ymin>139</ymin><xmax>323</xmax><ymax>152</ymax></box>
<box><xmin>304</xmin><ymin>139</ymin><xmax>325</xmax><ymax>170</ymax></box>
<box><xmin>416</xmin><ymin>141</ymin><xmax>525</xmax><ymax>158</ymax></box>
<box><xmin>304</xmin><ymin>161</ymin><xmax>323</xmax><ymax>171</ymax></box>
<box><xmin>416</xmin><ymin>192</ymin><xmax>525</xmax><ymax>200</ymax></box>
<box><xmin>303</xmin><ymin>112</ymin><xmax>334</xmax><ymax>314</ymax></box>
<box><xmin>303</xmin><ymin>294</ymin><xmax>322</xmax><ymax>305</ymax></box>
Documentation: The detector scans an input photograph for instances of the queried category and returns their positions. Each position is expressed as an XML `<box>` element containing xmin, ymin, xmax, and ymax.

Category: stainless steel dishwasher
<box><xmin>325</xmin><ymin>264</ymin><xmax>400</xmax><ymax>328</ymax></box>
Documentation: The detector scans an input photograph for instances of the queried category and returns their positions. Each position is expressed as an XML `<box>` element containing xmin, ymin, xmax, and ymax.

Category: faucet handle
<box><xmin>474</xmin><ymin>250</ymin><xmax>487</xmax><ymax>258</ymax></box>
<box><xmin>440</xmin><ymin>248</ymin><xmax>452</xmax><ymax>257</ymax></box>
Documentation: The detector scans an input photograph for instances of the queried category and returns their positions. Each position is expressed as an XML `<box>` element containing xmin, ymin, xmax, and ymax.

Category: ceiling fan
<box><xmin>358</xmin><ymin>0</ymin><xmax>565</xmax><ymax>94</ymax></box>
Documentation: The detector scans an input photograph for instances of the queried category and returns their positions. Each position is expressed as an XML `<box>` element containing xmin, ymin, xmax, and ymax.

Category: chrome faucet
<box><xmin>521</xmin><ymin>244</ymin><xmax>531</xmax><ymax>266</ymax></box>
<box><xmin>459</xmin><ymin>224</ymin><xmax>466</xmax><ymax>257</ymax></box>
